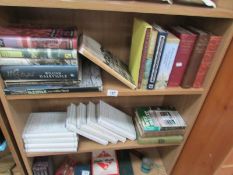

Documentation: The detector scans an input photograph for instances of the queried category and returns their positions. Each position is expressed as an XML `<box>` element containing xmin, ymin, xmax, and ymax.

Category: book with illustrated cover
<box><xmin>78</xmin><ymin>34</ymin><xmax>136</xmax><ymax>89</ymax></box>
<box><xmin>92</xmin><ymin>150</ymin><xmax>120</xmax><ymax>175</ymax></box>
<box><xmin>0</xmin><ymin>48</ymin><xmax>77</xmax><ymax>59</ymax></box>
<box><xmin>147</xmin><ymin>24</ymin><xmax>168</xmax><ymax>89</ymax></box>
<box><xmin>0</xmin><ymin>26</ymin><xmax>77</xmax><ymax>49</ymax></box>
<box><xmin>129</xmin><ymin>18</ymin><xmax>152</xmax><ymax>88</ymax></box>
<box><xmin>154</xmin><ymin>32</ymin><xmax>180</xmax><ymax>89</ymax></box>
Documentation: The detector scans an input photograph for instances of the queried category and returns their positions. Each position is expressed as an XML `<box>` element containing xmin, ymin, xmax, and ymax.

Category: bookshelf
<box><xmin>0</xmin><ymin>0</ymin><xmax>232</xmax><ymax>175</ymax></box>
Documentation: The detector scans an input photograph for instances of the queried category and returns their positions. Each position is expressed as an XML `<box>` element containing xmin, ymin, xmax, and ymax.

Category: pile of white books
<box><xmin>22</xmin><ymin>112</ymin><xmax>78</xmax><ymax>153</ymax></box>
<box><xmin>66</xmin><ymin>100</ymin><xmax>136</xmax><ymax>145</ymax></box>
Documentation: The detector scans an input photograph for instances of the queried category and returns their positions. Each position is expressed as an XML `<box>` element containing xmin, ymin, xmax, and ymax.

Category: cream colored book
<box><xmin>78</xmin><ymin>34</ymin><xmax>136</xmax><ymax>89</ymax></box>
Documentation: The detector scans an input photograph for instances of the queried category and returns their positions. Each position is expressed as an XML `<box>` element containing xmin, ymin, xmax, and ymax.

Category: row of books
<box><xmin>0</xmin><ymin>26</ymin><xmax>103</xmax><ymax>95</ymax></box>
<box><xmin>129</xmin><ymin>18</ymin><xmax>222</xmax><ymax>90</ymax></box>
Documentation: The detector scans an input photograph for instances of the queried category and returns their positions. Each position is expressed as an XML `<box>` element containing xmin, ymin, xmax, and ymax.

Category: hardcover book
<box><xmin>154</xmin><ymin>32</ymin><xmax>180</xmax><ymax>89</ymax></box>
<box><xmin>168</xmin><ymin>26</ymin><xmax>197</xmax><ymax>87</ymax></box>
<box><xmin>78</xmin><ymin>34</ymin><xmax>136</xmax><ymax>89</ymax></box>
<box><xmin>129</xmin><ymin>18</ymin><xmax>152</xmax><ymax>88</ymax></box>
<box><xmin>181</xmin><ymin>26</ymin><xmax>210</xmax><ymax>88</ymax></box>
<box><xmin>0</xmin><ymin>26</ymin><xmax>77</xmax><ymax>49</ymax></box>
<box><xmin>147</xmin><ymin>24</ymin><xmax>168</xmax><ymax>89</ymax></box>
<box><xmin>193</xmin><ymin>35</ymin><xmax>221</xmax><ymax>88</ymax></box>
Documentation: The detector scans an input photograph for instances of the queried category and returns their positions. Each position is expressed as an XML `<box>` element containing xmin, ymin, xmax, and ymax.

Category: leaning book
<box><xmin>78</xmin><ymin>34</ymin><xmax>136</xmax><ymax>89</ymax></box>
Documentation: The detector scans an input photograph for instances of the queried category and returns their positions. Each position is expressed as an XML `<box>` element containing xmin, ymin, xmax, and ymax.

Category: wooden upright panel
<box><xmin>172</xmin><ymin>40</ymin><xmax>233</xmax><ymax>175</ymax></box>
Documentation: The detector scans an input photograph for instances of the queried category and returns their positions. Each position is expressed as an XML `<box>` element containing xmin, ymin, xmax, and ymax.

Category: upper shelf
<box><xmin>0</xmin><ymin>0</ymin><xmax>232</xmax><ymax>18</ymax></box>
<box><xmin>5</xmin><ymin>73</ymin><xmax>204</xmax><ymax>100</ymax></box>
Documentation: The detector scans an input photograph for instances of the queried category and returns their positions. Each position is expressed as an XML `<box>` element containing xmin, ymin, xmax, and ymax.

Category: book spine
<box><xmin>137</xmin><ymin>29</ymin><xmax>151</xmax><ymax>88</ymax></box>
<box><xmin>154</xmin><ymin>38</ymin><xmax>180</xmax><ymax>89</ymax></box>
<box><xmin>137</xmin><ymin>135</ymin><xmax>184</xmax><ymax>144</ymax></box>
<box><xmin>0</xmin><ymin>48</ymin><xmax>77</xmax><ymax>59</ymax></box>
<box><xmin>181</xmin><ymin>34</ymin><xmax>210</xmax><ymax>88</ymax></box>
<box><xmin>141</xmin><ymin>129</ymin><xmax>185</xmax><ymax>137</ymax></box>
<box><xmin>0</xmin><ymin>65</ymin><xmax>78</xmax><ymax>80</ymax></box>
<box><xmin>0</xmin><ymin>58</ymin><xmax>78</xmax><ymax>65</ymax></box>
<box><xmin>193</xmin><ymin>36</ymin><xmax>221</xmax><ymax>88</ymax></box>
<box><xmin>147</xmin><ymin>32</ymin><xmax>168</xmax><ymax>89</ymax></box>
<box><xmin>168</xmin><ymin>34</ymin><xmax>197</xmax><ymax>87</ymax></box>
<box><xmin>25</xmin><ymin>142</ymin><xmax>77</xmax><ymax>149</ymax></box>
<box><xmin>0</xmin><ymin>36</ymin><xmax>77</xmax><ymax>49</ymax></box>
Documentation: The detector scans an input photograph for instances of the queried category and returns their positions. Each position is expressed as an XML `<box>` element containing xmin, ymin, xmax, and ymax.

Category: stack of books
<box><xmin>135</xmin><ymin>106</ymin><xmax>186</xmax><ymax>144</ymax></box>
<box><xmin>128</xmin><ymin>18</ymin><xmax>222</xmax><ymax>90</ymax></box>
<box><xmin>22</xmin><ymin>112</ymin><xmax>78</xmax><ymax>153</ymax></box>
<box><xmin>66</xmin><ymin>100</ymin><xmax>136</xmax><ymax>145</ymax></box>
<box><xmin>0</xmin><ymin>26</ymin><xmax>103</xmax><ymax>95</ymax></box>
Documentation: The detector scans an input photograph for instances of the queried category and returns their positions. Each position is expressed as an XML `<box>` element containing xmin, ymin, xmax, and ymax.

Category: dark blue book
<box><xmin>74</xmin><ymin>162</ymin><xmax>91</xmax><ymax>175</ymax></box>
<box><xmin>117</xmin><ymin>150</ymin><xmax>134</xmax><ymax>175</ymax></box>
<box><xmin>0</xmin><ymin>65</ymin><xmax>78</xmax><ymax>80</ymax></box>
<box><xmin>147</xmin><ymin>24</ymin><xmax>168</xmax><ymax>89</ymax></box>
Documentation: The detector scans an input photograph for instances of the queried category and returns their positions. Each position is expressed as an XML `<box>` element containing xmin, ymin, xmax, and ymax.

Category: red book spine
<box><xmin>138</xmin><ymin>29</ymin><xmax>151</xmax><ymax>88</ymax></box>
<box><xmin>167</xmin><ymin>34</ymin><xmax>197</xmax><ymax>87</ymax></box>
<box><xmin>193</xmin><ymin>36</ymin><xmax>222</xmax><ymax>88</ymax></box>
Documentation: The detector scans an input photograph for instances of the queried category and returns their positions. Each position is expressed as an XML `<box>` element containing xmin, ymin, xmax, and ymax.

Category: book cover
<box><xmin>154</xmin><ymin>32</ymin><xmax>180</xmax><ymax>89</ymax></box>
<box><xmin>92</xmin><ymin>150</ymin><xmax>120</xmax><ymax>175</ymax></box>
<box><xmin>129</xmin><ymin>18</ymin><xmax>152</xmax><ymax>88</ymax></box>
<box><xmin>193</xmin><ymin>35</ymin><xmax>221</xmax><ymax>88</ymax></box>
<box><xmin>79</xmin><ymin>34</ymin><xmax>136</xmax><ymax>89</ymax></box>
<box><xmin>141</xmin><ymin>29</ymin><xmax>158</xmax><ymax>89</ymax></box>
<box><xmin>147</xmin><ymin>24</ymin><xmax>168</xmax><ymax>89</ymax></box>
<box><xmin>0</xmin><ymin>26</ymin><xmax>77</xmax><ymax>49</ymax></box>
<box><xmin>1</xmin><ymin>65</ymin><xmax>78</xmax><ymax>80</ymax></box>
<box><xmin>168</xmin><ymin>26</ymin><xmax>197</xmax><ymax>87</ymax></box>
<box><xmin>181</xmin><ymin>26</ymin><xmax>210</xmax><ymax>88</ymax></box>
<box><xmin>0</xmin><ymin>48</ymin><xmax>77</xmax><ymax>59</ymax></box>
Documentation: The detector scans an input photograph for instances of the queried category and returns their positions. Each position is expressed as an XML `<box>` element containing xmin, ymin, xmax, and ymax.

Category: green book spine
<box><xmin>137</xmin><ymin>135</ymin><xmax>183</xmax><ymax>144</ymax></box>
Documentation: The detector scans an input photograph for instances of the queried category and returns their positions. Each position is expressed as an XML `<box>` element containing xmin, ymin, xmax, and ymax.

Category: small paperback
<box><xmin>92</xmin><ymin>150</ymin><xmax>119</xmax><ymax>175</ymax></box>
<box><xmin>78</xmin><ymin>34</ymin><xmax>136</xmax><ymax>89</ymax></box>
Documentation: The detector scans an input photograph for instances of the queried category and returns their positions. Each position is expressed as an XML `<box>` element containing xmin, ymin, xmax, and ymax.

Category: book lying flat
<box><xmin>78</xmin><ymin>34</ymin><xmax>136</xmax><ymax>89</ymax></box>
<box><xmin>23</xmin><ymin>112</ymin><xmax>76</xmax><ymax>139</ymax></box>
<box><xmin>25</xmin><ymin>147</ymin><xmax>77</xmax><ymax>153</ymax></box>
<box><xmin>25</xmin><ymin>141</ymin><xmax>78</xmax><ymax>149</ymax></box>
<box><xmin>97</xmin><ymin>100</ymin><xmax>136</xmax><ymax>140</ymax></box>
<box><xmin>24</xmin><ymin>137</ymin><xmax>77</xmax><ymax>144</ymax></box>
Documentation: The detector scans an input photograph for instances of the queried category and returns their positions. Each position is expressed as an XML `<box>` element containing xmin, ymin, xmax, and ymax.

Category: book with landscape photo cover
<box><xmin>78</xmin><ymin>34</ymin><xmax>136</xmax><ymax>89</ymax></box>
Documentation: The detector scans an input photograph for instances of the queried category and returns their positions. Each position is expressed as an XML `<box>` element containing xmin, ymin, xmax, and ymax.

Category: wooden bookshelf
<box><xmin>26</xmin><ymin>137</ymin><xmax>179</xmax><ymax>157</ymax></box>
<box><xmin>0</xmin><ymin>1</ymin><xmax>232</xmax><ymax>175</ymax></box>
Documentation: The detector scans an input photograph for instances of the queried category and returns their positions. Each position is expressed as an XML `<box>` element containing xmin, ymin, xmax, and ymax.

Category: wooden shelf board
<box><xmin>5</xmin><ymin>73</ymin><xmax>204</xmax><ymax>100</ymax></box>
<box><xmin>26</xmin><ymin>137</ymin><xmax>179</xmax><ymax>157</ymax></box>
<box><xmin>0</xmin><ymin>0</ymin><xmax>232</xmax><ymax>18</ymax></box>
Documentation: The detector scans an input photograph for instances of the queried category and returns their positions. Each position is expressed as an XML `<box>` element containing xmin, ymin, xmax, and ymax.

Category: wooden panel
<box><xmin>172</xmin><ymin>40</ymin><xmax>233</xmax><ymax>175</ymax></box>
<box><xmin>0</xmin><ymin>0</ymin><xmax>232</xmax><ymax>18</ymax></box>
<box><xmin>216</xmin><ymin>0</ymin><xmax>233</xmax><ymax>10</ymax></box>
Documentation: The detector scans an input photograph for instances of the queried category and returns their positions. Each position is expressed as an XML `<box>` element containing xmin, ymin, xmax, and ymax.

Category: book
<box><xmin>117</xmin><ymin>150</ymin><xmax>134</xmax><ymax>175</ymax></box>
<box><xmin>0</xmin><ymin>65</ymin><xmax>79</xmax><ymax>81</ymax></box>
<box><xmin>0</xmin><ymin>26</ymin><xmax>77</xmax><ymax>49</ymax></box>
<box><xmin>174</xmin><ymin>0</ymin><xmax>216</xmax><ymax>8</ymax></box>
<box><xmin>97</xmin><ymin>100</ymin><xmax>136</xmax><ymax>140</ymax></box>
<box><xmin>141</xmin><ymin>29</ymin><xmax>158</xmax><ymax>89</ymax></box>
<box><xmin>181</xmin><ymin>27</ymin><xmax>210</xmax><ymax>88</ymax></box>
<box><xmin>193</xmin><ymin>35</ymin><xmax>221</xmax><ymax>88</ymax></box>
<box><xmin>154</xmin><ymin>32</ymin><xmax>180</xmax><ymax>89</ymax></box>
<box><xmin>168</xmin><ymin>26</ymin><xmax>197</xmax><ymax>87</ymax></box>
<box><xmin>25</xmin><ymin>141</ymin><xmax>78</xmax><ymax>149</ymax></box>
<box><xmin>74</xmin><ymin>163</ymin><xmax>91</xmax><ymax>175</ymax></box>
<box><xmin>0</xmin><ymin>48</ymin><xmax>77</xmax><ymax>59</ymax></box>
<box><xmin>0</xmin><ymin>57</ymin><xmax>78</xmax><ymax>65</ymax></box>
<box><xmin>4</xmin><ymin>60</ymin><xmax>103</xmax><ymax>95</ymax></box>
<box><xmin>147</xmin><ymin>24</ymin><xmax>168</xmax><ymax>89</ymax></box>
<box><xmin>129</xmin><ymin>18</ymin><xmax>152</xmax><ymax>88</ymax></box>
<box><xmin>23</xmin><ymin>137</ymin><xmax>77</xmax><ymax>144</ymax></box>
<box><xmin>26</xmin><ymin>147</ymin><xmax>77</xmax><ymax>153</ymax></box>
<box><xmin>92</xmin><ymin>150</ymin><xmax>120</xmax><ymax>175</ymax></box>
<box><xmin>78</xmin><ymin>34</ymin><xmax>136</xmax><ymax>89</ymax></box>
<box><xmin>33</xmin><ymin>157</ymin><xmax>53</xmax><ymax>175</ymax></box>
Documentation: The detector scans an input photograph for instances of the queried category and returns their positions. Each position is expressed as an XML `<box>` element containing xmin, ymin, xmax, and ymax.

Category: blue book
<box><xmin>74</xmin><ymin>163</ymin><xmax>91</xmax><ymax>175</ymax></box>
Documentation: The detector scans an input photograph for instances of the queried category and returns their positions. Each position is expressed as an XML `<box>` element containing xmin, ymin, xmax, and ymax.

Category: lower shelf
<box><xmin>26</xmin><ymin>137</ymin><xmax>180</xmax><ymax>157</ymax></box>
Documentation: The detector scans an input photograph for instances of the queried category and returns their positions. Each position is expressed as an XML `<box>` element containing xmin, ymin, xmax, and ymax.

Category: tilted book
<box><xmin>78</xmin><ymin>34</ymin><xmax>136</xmax><ymax>89</ymax></box>
<box><xmin>0</xmin><ymin>26</ymin><xmax>77</xmax><ymax>49</ymax></box>
<box><xmin>174</xmin><ymin>0</ymin><xmax>216</xmax><ymax>8</ymax></box>
<box><xmin>129</xmin><ymin>18</ymin><xmax>152</xmax><ymax>88</ymax></box>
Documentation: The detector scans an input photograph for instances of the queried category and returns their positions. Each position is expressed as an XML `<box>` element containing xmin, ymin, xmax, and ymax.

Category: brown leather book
<box><xmin>181</xmin><ymin>26</ymin><xmax>210</xmax><ymax>88</ymax></box>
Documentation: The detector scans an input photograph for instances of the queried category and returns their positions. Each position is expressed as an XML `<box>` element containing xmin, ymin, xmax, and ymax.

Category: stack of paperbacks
<box><xmin>22</xmin><ymin>112</ymin><xmax>78</xmax><ymax>153</ymax></box>
<box><xmin>66</xmin><ymin>100</ymin><xmax>136</xmax><ymax>145</ymax></box>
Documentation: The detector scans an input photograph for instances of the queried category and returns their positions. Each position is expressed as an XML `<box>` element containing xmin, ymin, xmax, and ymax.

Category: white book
<box><xmin>155</xmin><ymin>32</ymin><xmax>180</xmax><ymax>89</ymax></box>
<box><xmin>23</xmin><ymin>112</ymin><xmax>76</xmax><ymax>139</ymax></box>
<box><xmin>25</xmin><ymin>147</ymin><xmax>77</xmax><ymax>153</ymax></box>
<box><xmin>24</xmin><ymin>137</ymin><xmax>78</xmax><ymax>144</ymax></box>
<box><xmin>25</xmin><ymin>141</ymin><xmax>78</xmax><ymax>149</ymax></box>
<box><xmin>97</xmin><ymin>101</ymin><xmax>136</xmax><ymax>140</ymax></box>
